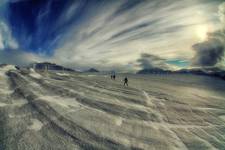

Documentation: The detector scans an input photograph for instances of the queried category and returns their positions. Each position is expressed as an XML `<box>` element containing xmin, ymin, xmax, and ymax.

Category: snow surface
<box><xmin>56</xmin><ymin>72</ymin><xmax>70</xmax><ymax>76</ymax></box>
<box><xmin>1</xmin><ymin>69</ymin><xmax>225</xmax><ymax>150</ymax></box>
<box><xmin>28</xmin><ymin>119</ymin><xmax>44</xmax><ymax>131</ymax></box>
<box><xmin>29</xmin><ymin>68</ymin><xmax>42</xmax><ymax>79</ymax></box>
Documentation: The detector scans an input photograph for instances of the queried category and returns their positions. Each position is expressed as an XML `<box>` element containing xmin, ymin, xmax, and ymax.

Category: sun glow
<box><xmin>195</xmin><ymin>25</ymin><xmax>209</xmax><ymax>42</ymax></box>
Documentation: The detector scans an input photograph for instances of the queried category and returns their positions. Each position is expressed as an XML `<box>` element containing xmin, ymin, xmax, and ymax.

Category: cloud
<box><xmin>52</xmin><ymin>0</ymin><xmax>221</xmax><ymax>71</ymax></box>
<box><xmin>191</xmin><ymin>2</ymin><xmax>225</xmax><ymax>68</ymax></box>
<box><xmin>219</xmin><ymin>2</ymin><xmax>225</xmax><ymax>25</ymax></box>
<box><xmin>192</xmin><ymin>39</ymin><xmax>224</xmax><ymax>66</ymax></box>
<box><xmin>0</xmin><ymin>0</ymin><xmax>45</xmax><ymax>65</ymax></box>
<box><xmin>0</xmin><ymin>22</ymin><xmax>18</xmax><ymax>50</ymax></box>
<box><xmin>137</xmin><ymin>53</ymin><xmax>171</xmax><ymax>70</ymax></box>
<box><xmin>0</xmin><ymin>48</ymin><xmax>45</xmax><ymax>65</ymax></box>
<box><xmin>0</xmin><ymin>0</ymin><xmax>19</xmax><ymax>51</ymax></box>
<box><xmin>0</xmin><ymin>0</ymin><xmax>223</xmax><ymax>71</ymax></box>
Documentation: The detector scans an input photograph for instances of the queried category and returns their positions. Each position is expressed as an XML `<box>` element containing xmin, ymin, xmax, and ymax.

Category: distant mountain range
<box><xmin>30</xmin><ymin>62</ymin><xmax>75</xmax><ymax>72</ymax></box>
<box><xmin>137</xmin><ymin>68</ymin><xmax>172</xmax><ymax>74</ymax></box>
<box><xmin>29</xmin><ymin>62</ymin><xmax>101</xmax><ymax>73</ymax></box>
<box><xmin>137</xmin><ymin>67</ymin><xmax>225</xmax><ymax>80</ymax></box>
<box><xmin>85</xmin><ymin>68</ymin><xmax>99</xmax><ymax>72</ymax></box>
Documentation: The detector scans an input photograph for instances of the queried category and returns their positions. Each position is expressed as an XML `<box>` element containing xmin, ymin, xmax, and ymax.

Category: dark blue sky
<box><xmin>7</xmin><ymin>0</ymin><xmax>88</xmax><ymax>55</ymax></box>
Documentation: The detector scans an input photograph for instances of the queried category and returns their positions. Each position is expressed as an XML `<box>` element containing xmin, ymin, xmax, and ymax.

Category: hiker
<box><xmin>113</xmin><ymin>74</ymin><xmax>116</xmax><ymax>80</ymax></box>
<box><xmin>124</xmin><ymin>77</ymin><xmax>128</xmax><ymax>86</ymax></box>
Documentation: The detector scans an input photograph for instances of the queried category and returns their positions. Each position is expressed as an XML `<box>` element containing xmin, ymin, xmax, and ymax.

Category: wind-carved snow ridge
<box><xmin>2</xmin><ymin>70</ymin><xmax>225</xmax><ymax>149</ymax></box>
<box><xmin>142</xmin><ymin>90</ymin><xmax>189</xmax><ymax>150</ymax></box>
<box><xmin>0</xmin><ymin>65</ymin><xmax>16</xmax><ymax>79</ymax></box>
<box><xmin>29</xmin><ymin>68</ymin><xmax>42</xmax><ymax>79</ymax></box>
<box><xmin>0</xmin><ymin>65</ymin><xmax>16</xmax><ymax>72</ymax></box>
<box><xmin>56</xmin><ymin>72</ymin><xmax>70</xmax><ymax>76</ymax></box>
<box><xmin>0</xmin><ymin>65</ymin><xmax>16</xmax><ymax>103</ymax></box>
<box><xmin>142</xmin><ymin>90</ymin><xmax>155</xmax><ymax>107</ymax></box>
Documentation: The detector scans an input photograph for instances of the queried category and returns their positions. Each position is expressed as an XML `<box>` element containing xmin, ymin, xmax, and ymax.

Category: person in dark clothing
<box><xmin>124</xmin><ymin>77</ymin><xmax>128</xmax><ymax>86</ymax></box>
<box><xmin>113</xmin><ymin>75</ymin><xmax>116</xmax><ymax>80</ymax></box>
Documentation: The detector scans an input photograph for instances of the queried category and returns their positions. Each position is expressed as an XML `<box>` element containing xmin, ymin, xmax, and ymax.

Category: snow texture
<box><xmin>0</xmin><ymin>66</ymin><xmax>225</xmax><ymax>149</ymax></box>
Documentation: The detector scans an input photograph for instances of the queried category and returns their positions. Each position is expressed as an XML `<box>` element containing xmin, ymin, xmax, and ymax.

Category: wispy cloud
<box><xmin>0</xmin><ymin>0</ymin><xmax>223</xmax><ymax>71</ymax></box>
<box><xmin>53</xmin><ymin>0</ymin><xmax>222</xmax><ymax>71</ymax></box>
<box><xmin>0</xmin><ymin>22</ymin><xmax>18</xmax><ymax>50</ymax></box>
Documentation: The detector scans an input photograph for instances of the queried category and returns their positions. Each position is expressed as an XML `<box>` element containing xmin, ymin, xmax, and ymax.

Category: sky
<box><xmin>0</xmin><ymin>0</ymin><xmax>224</xmax><ymax>72</ymax></box>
